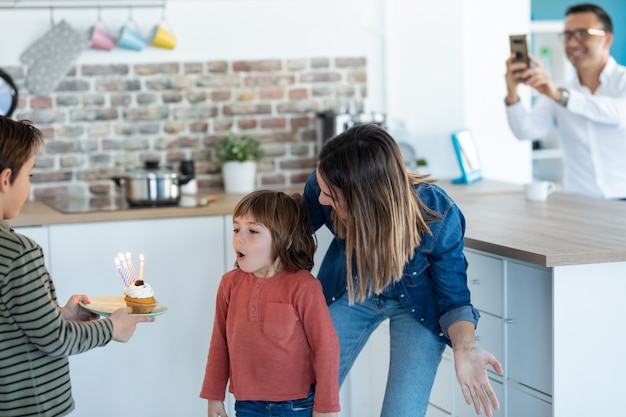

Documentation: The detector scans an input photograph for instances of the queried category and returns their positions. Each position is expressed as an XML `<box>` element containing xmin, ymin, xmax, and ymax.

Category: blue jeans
<box><xmin>234</xmin><ymin>386</ymin><xmax>314</xmax><ymax>417</ymax></box>
<box><xmin>330</xmin><ymin>292</ymin><xmax>445</xmax><ymax>417</ymax></box>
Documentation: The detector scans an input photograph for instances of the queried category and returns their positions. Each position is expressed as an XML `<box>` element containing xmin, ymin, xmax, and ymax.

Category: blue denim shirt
<box><xmin>303</xmin><ymin>170</ymin><xmax>479</xmax><ymax>346</ymax></box>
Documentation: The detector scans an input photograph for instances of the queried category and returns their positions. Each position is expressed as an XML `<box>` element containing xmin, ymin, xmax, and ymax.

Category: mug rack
<box><xmin>0</xmin><ymin>0</ymin><xmax>166</xmax><ymax>10</ymax></box>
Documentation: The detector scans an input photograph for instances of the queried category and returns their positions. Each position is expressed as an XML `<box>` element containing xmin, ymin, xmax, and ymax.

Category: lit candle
<box><xmin>115</xmin><ymin>257</ymin><xmax>126</xmax><ymax>285</ymax></box>
<box><xmin>139</xmin><ymin>254</ymin><xmax>145</xmax><ymax>282</ymax></box>
<box><xmin>126</xmin><ymin>251</ymin><xmax>137</xmax><ymax>284</ymax></box>
<box><xmin>118</xmin><ymin>252</ymin><xmax>131</xmax><ymax>285</ymax></box>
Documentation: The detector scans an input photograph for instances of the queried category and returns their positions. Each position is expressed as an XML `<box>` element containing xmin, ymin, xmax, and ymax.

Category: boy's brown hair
<box><xmin>0</xmin><ymin>117</ymin><xmax>44</xmax><ymax>184</ymax></box>
<box><xmin>233</xmin><ymin>190</ymin><xmax>317</xmax><ymax>272</ymax></box>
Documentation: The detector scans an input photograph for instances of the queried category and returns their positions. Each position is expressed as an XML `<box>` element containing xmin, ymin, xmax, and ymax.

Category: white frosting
<box><xmin>123</xmin><ymin>283</ymin><xmax>154</xmax><ymax>299</ymax></box>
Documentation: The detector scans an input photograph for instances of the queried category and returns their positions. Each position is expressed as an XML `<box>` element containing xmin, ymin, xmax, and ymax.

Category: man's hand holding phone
<box><xmin>505</xmin><ymin>54</ymin><xmax>559</xmax><ymax>104</ymax></box>
<box><xmin>506</xmin><ymin>33</ymin><xmax>559</xmax><ymax>104</ymax></box>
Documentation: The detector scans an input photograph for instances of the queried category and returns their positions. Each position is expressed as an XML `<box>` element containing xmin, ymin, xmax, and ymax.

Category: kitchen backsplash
<box><xmin>4</xmin><ymin>57</ymin><xmax>367</xmax><ymax>200</ymax></box>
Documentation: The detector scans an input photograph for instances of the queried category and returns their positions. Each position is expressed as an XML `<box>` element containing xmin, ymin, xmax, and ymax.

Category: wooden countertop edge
<box><xmin>463</xmin><ymin>239</ymin><xmax>626</xmax><ymax>268</ymax></box>
<box><xmin>9</xmin><ymin>193</ymin><xmax>249</xmax><ymax>227</ymax></box>
<box><xmin>10</xmin><ymin>188</ymin><xmax>308</xmax><ymax>227</ymax></box>
<box><xmin>10</xmin><ymin>181</ymin><xmax>626</xmax><ymax>269</ymax></box>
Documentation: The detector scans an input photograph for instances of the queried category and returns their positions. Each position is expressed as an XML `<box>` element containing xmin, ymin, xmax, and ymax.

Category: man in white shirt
<box><xmin>504</xmin><ymin>3</ymin><xmax>626</xmax><ymax>200</ymax></box>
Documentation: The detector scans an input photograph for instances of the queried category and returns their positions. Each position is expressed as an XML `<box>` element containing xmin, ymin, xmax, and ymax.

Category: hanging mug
<box><xmin>88</xmin><ymin>9</ymin><xmax>115</xmax><ymax>51</ymax></box>
<box><xmin>149</xmin><ymin>20</ymin><xmax>177</xmax><ymax>50</ymax></box>
<box><xmin>88</xmin><ymin>24</ymin><xmax>115</xmax><ymax>51</ymax></box>
<box><xmin>117</xmin><ymin>19</ymin><xmax>146</xmax><ymax>51</ymax></box>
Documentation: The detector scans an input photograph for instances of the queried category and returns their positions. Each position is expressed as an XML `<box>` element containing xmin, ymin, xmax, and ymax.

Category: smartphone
<box><xmin>509</xmin><ymin>34</ymin><xmax>530</xmax><ymax>66</ymax></box>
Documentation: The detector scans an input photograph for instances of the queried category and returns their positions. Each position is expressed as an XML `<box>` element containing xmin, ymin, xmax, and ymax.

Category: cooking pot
<box><xmin>111</xmin><ymin>161</ymin><xmax>192</xmax><ymax>207</ymax></box>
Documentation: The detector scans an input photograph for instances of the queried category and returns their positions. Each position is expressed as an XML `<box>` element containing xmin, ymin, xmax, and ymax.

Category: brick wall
<box><xmin>4</xmin><ymin>57</ymin><xmax>367</xmax><ymax>200</ymax></box>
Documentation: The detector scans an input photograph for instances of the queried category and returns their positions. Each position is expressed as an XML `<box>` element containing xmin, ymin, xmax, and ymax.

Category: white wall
<box><xmin>461</xmin><ymin>0</ymin><xmax>532</xmax><ymax>182</ymax></box>
<box><xmin>383</xmin><ymin>0</ymin><xmax>532</xmax><ymax>182</ymax></box>
<box><xmin>0</xmin><ymin>0</ymin><xmax>532</xmax><ymax>183</ymax></box>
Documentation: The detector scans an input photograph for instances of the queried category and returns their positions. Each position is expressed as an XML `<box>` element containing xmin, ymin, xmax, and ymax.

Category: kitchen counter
<box><xmin>11</xmin><ymin>181</ymin><xmax>518</xmax><ymax>228</ymax></box>
<box><xmin>453</xmin><ymin>191</ymin><xmax>626</xmax><ymax>267</ymax></box>
<box><xmin>11</xmin><ymin>180</ymin><xmax>626</xmax><ymax>417</ymax></box>
<box><xmin>12</xmin><ymin>179</ymin><xmax>626</xmax><ymax>269</ymax></box>
<box><xmin>9</xmin><ymin>193</ymin><xmax>246</xmax><ymax>227</ymax></box>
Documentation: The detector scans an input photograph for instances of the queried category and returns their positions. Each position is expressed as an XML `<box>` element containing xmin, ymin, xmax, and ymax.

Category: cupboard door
<box><xmin>49</xmin><ymin>216</ymin><xmax>225</xmax><ymax>417</ymax></box>
<box><xmin>507</xmin><ymin>260</ymin><xmax>553</xmax><ymax>396</ymax></box>
<box><xmin>465</xmin><ymin>250</ymin><xmax>504</xmax><ymax>317</ymax></box>
<box><xmin>508</xmin><ymin>383</ymin><xmax>552</xmax><ymax>417</ymax></box>
<box><xmin>343</xmin><ymin>322</ymin><xmax>390</xmax><ymax>417</ymax></box>
<box><xmin>474</xmin><ymin>311</ymin><xmax>503</xmax><ymax>375</ymax></box>
<box><xmin>224</xmin><ymin>214</ymin><xmax>236</xmax><ymax>271</ymax></box>
<box><xmin>429</xmin><ymin>348</ymin><xmax>454</xmax><ymax>414</ymax></box>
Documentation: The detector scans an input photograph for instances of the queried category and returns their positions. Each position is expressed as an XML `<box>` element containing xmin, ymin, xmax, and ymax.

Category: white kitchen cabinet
<box><xmin>429</xmin><ymin>349</ymin><xmax>454</xmax><ymax>415</ymax></box>
<box><xmin>48</xmin><ymin>216</ymin><xmax>226</xmax><ymax>417</ymax></box>
<box><xmin>507</xmin><ymin>260</ymin><xmax>552</xmax><ymax>396</ymax></box>
<box><xmin>223</xmin><ymin>214</ymin><xmax>236</xmax><ymax>271</ymax></box>
<box><xmin>466</xmin><ymin>251</ymin><xmax>504</xmax><ymax>317</ymax></box>
<box><xmin>13</xmin><ymin>225</ymin><xmax>51</xmax><ymax>271</ymax></box>
<box><xmin>465</xmin><ymin>251</ymin><xmax>504</xmax><ymax>317</ymax></box>
<box><xmin>507</xmin><ymin>383</ymin><xmax>552</xmax><ymax>417</ymax></box>
<box><xmin>465</xmin><ymin>251</ymin><xmax>504</xmax><ymax>376</ymax></box>
<box><xmin>345</xmin><ymin>321</ymin><xmax>389</xmax><ymax>417</ymax></box>
<box><xmin>429</xmin><ymin>249</ymin><xmax>554</xmax><ymax>416</ymax></box>
<box><xmin>474</xmin><ymin>312</ymin><xmax>504</xmax><ymax>374</ymax></box>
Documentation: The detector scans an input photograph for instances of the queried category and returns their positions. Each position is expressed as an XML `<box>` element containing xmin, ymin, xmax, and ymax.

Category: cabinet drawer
<box><xmin>507</xmin><ymin>382</ymin><xmax>552</xmax><ymax>417</ymax></box>
<box><xmin>475</xmin><ymin>312</ymin><xmax>503</xmax><ymax>373</ymax></box>
<box><xmin>465</xmin><ymin>250</ymin><xmax>504</xmax><ymax>317</ymax></box>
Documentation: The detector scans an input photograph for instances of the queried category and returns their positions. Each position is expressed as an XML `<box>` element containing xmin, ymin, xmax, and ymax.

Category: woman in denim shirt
<box><xmin>303</xmin><ymin>124</ymin><xmax>503</xmax><ymax>417</ymax></box>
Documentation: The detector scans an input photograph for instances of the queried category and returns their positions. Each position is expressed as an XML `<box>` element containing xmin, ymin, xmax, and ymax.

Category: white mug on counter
<box><xmin>525</xmin><ymin>180</ymin><xmax>556</xmax><ymax>202</ymax></box>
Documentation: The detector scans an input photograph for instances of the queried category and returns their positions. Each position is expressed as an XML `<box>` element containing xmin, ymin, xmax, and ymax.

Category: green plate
<box><xmin>79</xmin><ymin>295</ymin><xmax>168</xmax><ymax>317</ymax></box>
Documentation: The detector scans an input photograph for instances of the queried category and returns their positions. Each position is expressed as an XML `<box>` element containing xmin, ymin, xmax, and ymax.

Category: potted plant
<box><xmin>215</xmin><ymin>133</ymin><xmax>264</xmax><ymax>193</ymax></box>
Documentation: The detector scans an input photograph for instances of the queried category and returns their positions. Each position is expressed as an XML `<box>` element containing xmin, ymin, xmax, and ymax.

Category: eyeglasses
<box><xmin>558</xmin><ymin>28</ymin><xmax>606</xmax><ymax>42</ymax></box>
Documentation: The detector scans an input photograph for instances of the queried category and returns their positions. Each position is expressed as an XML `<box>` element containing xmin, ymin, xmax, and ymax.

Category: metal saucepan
<box><xmin>111</xmin><ymin>161</ymin><xmax>192</xmax><ymax>207</ymax></box>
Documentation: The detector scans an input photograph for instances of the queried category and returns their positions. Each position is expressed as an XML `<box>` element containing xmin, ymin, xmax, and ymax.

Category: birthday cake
<box><xmin>123</xmin><ymin>280</ymin><xmax>157</xmax><ymax>314</ymax></box>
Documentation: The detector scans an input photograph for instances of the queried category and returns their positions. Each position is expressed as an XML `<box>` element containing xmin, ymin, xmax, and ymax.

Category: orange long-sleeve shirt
<box><xmin>200</xmin><ymin>268</ymin><xmax>340</xmax><ymax>413</ymax></box>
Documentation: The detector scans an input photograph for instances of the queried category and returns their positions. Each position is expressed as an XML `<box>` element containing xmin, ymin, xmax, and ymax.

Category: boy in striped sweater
<box><xmin>0</xmin><ymin>117</ymin><xmax>155</xmax><ymax>417</ymax></box>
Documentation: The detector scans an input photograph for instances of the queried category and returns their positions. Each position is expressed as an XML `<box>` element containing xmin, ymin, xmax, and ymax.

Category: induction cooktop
<box><xmin>42</xmin><ymin>197</ymin><xmax>130</xmax><ymax>214</ymax></box>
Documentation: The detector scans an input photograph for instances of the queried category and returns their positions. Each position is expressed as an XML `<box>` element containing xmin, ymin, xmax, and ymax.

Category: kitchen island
<box><xmin>426</xmin><ymin>189</ymin><xmax>626</xmax><ymax>417</ymax></box>
<box><xmin>8</xmin><ymin>181</ymin><xmax>626</xmax><ymax>417</ymax></box>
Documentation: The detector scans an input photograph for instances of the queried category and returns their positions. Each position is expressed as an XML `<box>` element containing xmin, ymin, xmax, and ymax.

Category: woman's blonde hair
<box><xmin>233</xmin><ymin>190</ymin><xmax>317</xmax><ymax>272</ymax></box>
<box><xmin>317</xmin><ymin>124</ymin><xmax>436</xmax><ymax>302</ymax></box>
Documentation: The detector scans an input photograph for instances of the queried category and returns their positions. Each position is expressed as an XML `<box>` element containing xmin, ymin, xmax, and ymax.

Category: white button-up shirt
<box><xmin>506</xmin><ymin>56</ymin><xmax>626</xmax><ymax>199</ymax></box>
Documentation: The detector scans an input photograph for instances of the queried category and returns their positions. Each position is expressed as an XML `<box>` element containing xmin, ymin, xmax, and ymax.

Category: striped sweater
<box><xmin>0</xmin><ymin>221</ymin><xmax>113</xmax><ymax>417</ymax></box>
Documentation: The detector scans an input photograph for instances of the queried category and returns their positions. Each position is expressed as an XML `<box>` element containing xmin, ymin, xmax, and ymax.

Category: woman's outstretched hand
<box><xmin>448</xmin><ymin>320</ymin><xmax>503</xmax><ymax>417</ymax></box>
<box><xmin>454</xmin><ymin>343</ymin><xmax>503</xmax><ymax>417</ymax></box>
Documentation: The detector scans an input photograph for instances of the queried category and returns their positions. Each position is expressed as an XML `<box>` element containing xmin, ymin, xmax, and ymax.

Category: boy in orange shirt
<box><xmin>200</xmin><ymin>190</ymin><xmax>340</xmax><ymax>417</ymax></box>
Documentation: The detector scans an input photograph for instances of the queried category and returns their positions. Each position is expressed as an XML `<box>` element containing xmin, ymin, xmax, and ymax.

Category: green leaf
<box><xmin>215</xmin><ymin>134</ymin><xmax>264</xmax><ymax>163</ymax></box>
